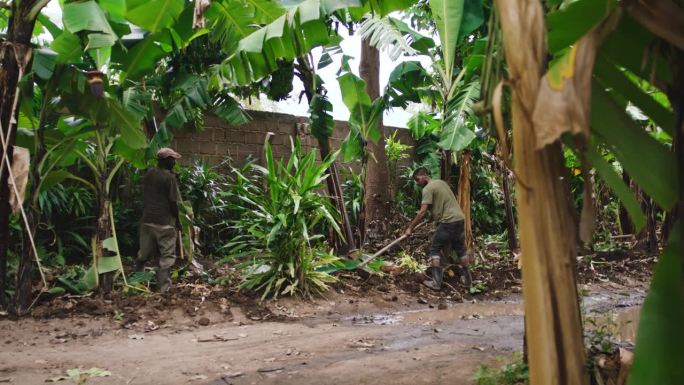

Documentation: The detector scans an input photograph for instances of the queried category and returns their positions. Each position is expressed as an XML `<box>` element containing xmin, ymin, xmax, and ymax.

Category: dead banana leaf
<box><xmin>193</xmin><ymin>0</ymin><xmax>211</xmax><ymax>29</ymax></box>
<box><xmin>8</xmin><ymin>146</ymin><xmax>29</xmax><ymax>214</ymax></box>
<box><xmin>532</xmin><ymin>11</ymin><xmax>621</xmax><ymax>149</ymax></box>
<box><xmin>626</xmin><ymin>0</ymin><xmax>684</xmax><ymax>51</ymax></box>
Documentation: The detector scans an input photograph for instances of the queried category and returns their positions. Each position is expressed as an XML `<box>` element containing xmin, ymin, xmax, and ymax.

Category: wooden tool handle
<box><xmin>357</xmin><ymin>221</ymin><xmax>426</xmax><ymax>268</ymax></box>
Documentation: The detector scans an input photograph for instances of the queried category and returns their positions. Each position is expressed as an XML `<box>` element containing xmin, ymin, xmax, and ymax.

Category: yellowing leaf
<box><xmin>546</xmin><ymin>45</ymin><xmax>577</xmax><ymax>90</ymax></box>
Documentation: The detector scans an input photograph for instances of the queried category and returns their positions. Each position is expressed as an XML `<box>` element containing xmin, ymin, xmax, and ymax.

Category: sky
<box><xmin>40</xmin><ymin>1</ymin><xmax>431</xmax><ymax>128</ymax></box>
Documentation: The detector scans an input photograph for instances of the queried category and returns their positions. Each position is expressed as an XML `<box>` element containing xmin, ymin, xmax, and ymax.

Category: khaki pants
<box><xmin>137</xmin><ymin>223</ymin><xmax>177</xmax><ymax>269</ymax></box>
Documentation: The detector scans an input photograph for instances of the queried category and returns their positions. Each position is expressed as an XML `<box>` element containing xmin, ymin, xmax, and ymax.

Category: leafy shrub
<box><xmin>342</xmin><ymin>167</ymin><xmax>364</xmax><ymax>225</ymax></box>
<box><xmin>178</xmin><ymin>158</ymin><xmax>233</xmax><ymax>256</ymax></box>
<box><xmin>225</xmin><ymin>139</ymin><xmax>341</xmax><ymax>299</ymax></box>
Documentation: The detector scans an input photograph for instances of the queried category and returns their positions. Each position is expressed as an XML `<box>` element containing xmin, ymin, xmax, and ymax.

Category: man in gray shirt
<box><xmin>405</xmin><ymin>167</ymin><xmax>470</xmax><ymax>290</ymax></box>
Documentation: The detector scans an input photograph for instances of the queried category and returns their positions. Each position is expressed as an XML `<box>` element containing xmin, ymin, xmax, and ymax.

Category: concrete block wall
<box><xmin>172</xmin><ymin>110</ymin><xmax>417</xmax><ymax>175</ymax></box>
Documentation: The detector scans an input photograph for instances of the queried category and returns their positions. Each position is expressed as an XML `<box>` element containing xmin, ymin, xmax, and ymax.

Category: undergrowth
<box><xmin>474</xmin><ymin>353</ymin><xmax>529</xmax><ymax>385</ymax></box>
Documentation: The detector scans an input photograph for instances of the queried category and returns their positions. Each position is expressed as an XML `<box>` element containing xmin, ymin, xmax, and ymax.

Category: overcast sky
<box><xmin>41</xmin><ymin>1</ymin><xmax>430</xmax><ymax>128</ymax></box>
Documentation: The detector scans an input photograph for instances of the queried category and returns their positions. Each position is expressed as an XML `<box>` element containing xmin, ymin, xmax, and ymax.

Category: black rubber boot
<box><xmin>460</xmin><ymin>266</ymin><xmax>473</xmax><ymax>288</ymax></box>
<box><xmin>156</xmin><ymin>268</ymin><xmax>171</xmax><ymax>293</ymax></box>
<box><xmin>134</xmin><ymin>261</ymin><xmax>146</xmax><ymax>272</ymax></box>
<box><xmin>423</xmin><ymin>266</ymin><xmax>444</xmax><ymax>290</ymax></box>
<box><xmin>432</xmin><ymin>266</ymin><xmax>444</xmax><ymax>288</ymax></box>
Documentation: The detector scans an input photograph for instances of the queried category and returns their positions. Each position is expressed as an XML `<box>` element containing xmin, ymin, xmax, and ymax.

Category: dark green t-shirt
<box><xmin>141</xmin><ymin>167</ymin><xmax>180</xmax><ymax>226</ymax></box>
<box><xmin>421</xmin><ymin>179</ymin><xmax>465</xmax><ymax>223</ymax></box>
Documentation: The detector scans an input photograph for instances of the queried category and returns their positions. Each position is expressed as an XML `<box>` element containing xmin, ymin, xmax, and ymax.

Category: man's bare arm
<box><xmin>405</xmin><ymin>204</ymin><xmax>429</xmax><ymax>236</ymax></box>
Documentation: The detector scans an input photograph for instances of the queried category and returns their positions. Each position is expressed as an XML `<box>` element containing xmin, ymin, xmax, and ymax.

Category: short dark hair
<box><xmin>412</xmin><ymin>167</ymin><xmax>429</xmax><ymax>179</ymax></box>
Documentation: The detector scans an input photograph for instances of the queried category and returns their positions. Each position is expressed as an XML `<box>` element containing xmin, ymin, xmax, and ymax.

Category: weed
<box><xmin>112</xmin><ymin>310</ymin><xmax>124</xmax><ymax>322</ymax></box>
<box><xmin>398</xmin><ymin>252</ymin><xmax>427</xmax><ymax>273</ymax></box>
<box><xmin>469</xmin><ymin>280</ymin><xmax>488</xmax><ymax>294</ymax></box>
<box><xmin>474</xmin><ymin>353</ymin><xmax>529</xmax><ymax>385</ymax></box>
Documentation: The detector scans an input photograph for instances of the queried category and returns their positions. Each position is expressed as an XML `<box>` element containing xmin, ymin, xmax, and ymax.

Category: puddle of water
<box><xmin>344</xmin><ymin>301</ymin><xmax>523</xmax><ymax>326</ymax></box>
<box><xmin>348</xmin><ymin>314</ymin><xmax>404</xmax><ymax>326</ymax></box>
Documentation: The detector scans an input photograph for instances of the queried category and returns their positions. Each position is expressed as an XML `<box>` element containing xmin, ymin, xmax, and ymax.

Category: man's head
<box><xmin>157</xmin><ymin>147</ymin><xmax>181</xmax><ymax>170</ymax></box>
<box><xmin>412</xmin><ymin>167</ymin><xmax>430</xmax><ymax>187</ymax></box>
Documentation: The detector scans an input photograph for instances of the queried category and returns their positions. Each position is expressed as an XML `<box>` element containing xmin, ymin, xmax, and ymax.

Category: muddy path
<box><xmin>0</xmin><ymin>282</ymin><xmax>644</xmax><ymax>385</ymax></box>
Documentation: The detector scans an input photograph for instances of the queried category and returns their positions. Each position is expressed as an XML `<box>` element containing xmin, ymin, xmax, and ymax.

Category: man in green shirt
<box><xmin>405</xmin><ymin>167</ymin><xmax>469</xmax><ymax>290</ymax></box>
<box><xmin>135</xmin><ymin>147</ymin><xmax>182</xmax><ymax>293</ymax></box>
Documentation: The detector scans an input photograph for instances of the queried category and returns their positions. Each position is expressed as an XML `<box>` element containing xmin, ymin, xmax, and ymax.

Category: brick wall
<box><xmin>172</xmin><ymin>110</ymin><xmax>416</xmax><ymax>173</ymax></box>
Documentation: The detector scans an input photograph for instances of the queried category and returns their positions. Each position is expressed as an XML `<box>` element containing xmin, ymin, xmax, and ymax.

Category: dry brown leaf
<box><xmin>626</xmin><ymin>0</ymin><xmax>684</xmax><ymax>51</ymax></box>
<box><xmin>8</xmin><ymin>146</ymin><xmax>29</xmax><ymax>214</ymax></box>
<box><xmin>492</xmin><ymin>81</ymin><xmax>509</xmax><ymax>162</ymax></box>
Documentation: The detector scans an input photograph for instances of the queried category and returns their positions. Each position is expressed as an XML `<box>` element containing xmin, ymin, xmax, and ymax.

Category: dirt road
<box><xmin>0</xmin><ymin>284</ymin><xmax>643</xmax><ymax>385</ymax></box>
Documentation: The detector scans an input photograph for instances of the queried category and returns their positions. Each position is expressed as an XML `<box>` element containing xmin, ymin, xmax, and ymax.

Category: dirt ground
<box><xmin>0</xmin><ymin>275</ymin><xmax>647</xmax><ymax>385</ymax></box>
<box><xmin>0</xmin><ymin>223</ymin><xmax>655</xmax><ymax>385</ymax></box>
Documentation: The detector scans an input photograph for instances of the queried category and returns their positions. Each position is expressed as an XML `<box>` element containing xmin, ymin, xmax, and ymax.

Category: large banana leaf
<box><xmin>430</xmin><ymin>0</ymin><xmax>464</xmax><ymax>80</ymax></box>
<box><xmin>546</xmin><ymin>0</ymin><xmax>617</xmax><ymax>54</ymax></box>
<box><xmin>591</xmin><ymin>82</ymin><xmax>677</xmax><ymax>210</ymax></box>
<box><xmin>385</xmin><ymin>61</ymin><xmax>432</xmax><ymax>108</ymax></box>
<box><xmin>593</xmin><ymin>55</ymin><xmax>673</xmax><ymax>135</ymax></box>
<box><xmin>125</xmin><ymin>0</ymin><xmax>184</xmax><ymax>33</ymax></box>
<box><xmin>458</xmin><ymin>0</ymin><xmax>485</xmax><ymax>41</ymax></box>
<box><xmin>225</xmin><ymin>0</ymin><xmax>362</xmax><ymax>85</ymax></box>
<box><xmin>113</xmin><ymin>32</ymin><xmax>171</xmax><ymax>80</ymax></box>
<box><xmin>438</xmin><ymin>80</ymin><xmax>479</xmax><ymax>152</ymax></box>
<box><xmin>308</xmin><ymin>93</ymin><xmax>335</xmax><ymax>143</ymax></box>
<box><xmin>628</xmin><ymin>223</ymin><xmax>684</xmax><ymax>385</ymax></box>
<box><xmin>63</xmin><ymin>1</ymin><xmax>116</xmax><ymax>36</ymax></box>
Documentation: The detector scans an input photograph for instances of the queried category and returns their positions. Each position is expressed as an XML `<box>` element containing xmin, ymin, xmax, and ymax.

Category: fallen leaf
<box><xmin>222</xmin><ymin>372</ymin><xmax>244</xmax><ymax>379</ymax></box>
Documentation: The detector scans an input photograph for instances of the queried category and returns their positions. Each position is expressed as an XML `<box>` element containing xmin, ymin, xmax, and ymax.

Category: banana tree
<box><xmin>13</xmin><ymin>65</ymin><xmax>102</xmax><ymax>312</ymax></box>
<box><xmin>375</xmin><ymin>0</ymin><xmax>485</xmax><ymax>249</ymax></box>
<box><xmin>0</xmin><ymin>0</ymin><xmax>52</xmax><ymax>307</ymax></box>
<box><xmin>490</xmin><ymin>0</ymin><xmax>683</xmax><ymax>383</ymax></box>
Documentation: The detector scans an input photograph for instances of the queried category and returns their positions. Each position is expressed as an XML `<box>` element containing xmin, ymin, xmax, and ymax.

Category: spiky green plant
<box><xmin>226</xmin><ymin>139</ymin><xmax>341</xmax><ymax>299</ymax></box>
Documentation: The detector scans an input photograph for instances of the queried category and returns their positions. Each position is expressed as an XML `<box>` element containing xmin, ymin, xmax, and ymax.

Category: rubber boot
<box><xmin>134</xmin><ymin>260</ymin><xmax>146</xmax><ymax>272</ymax></box>
<box><xmin>156</xmin><ymin>268</ymin><xmax>171</xmax><ymax>293</ymax></box>
<box><xmin>423</xmin><ymin>266</ymin><xmax>443</xmax><ymax>290</ymax></box>
<box><xmin>460</xmin><ymin>266</ymin><xmax>473</xmax><ymax>288</ymax></box>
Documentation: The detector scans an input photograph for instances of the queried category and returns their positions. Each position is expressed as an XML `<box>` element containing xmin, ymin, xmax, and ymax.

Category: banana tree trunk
<box><xmin>500</xmin><ymin>149</ymin><xmax>518</xmax><ymax>252</ymax></box>
<box><xmin>619</xmin><ymin>170</ymin><xmax>635</xmax><ymax>235</ymax></box>
<box><xmin>95</xmin><ymin>193</ymin><xmax>116</xmax><ymax>293</ymax></box>
<box><xmin>360</xmin><ymin>41</ymin><xmax>391</xmax><ymax>242</ymax></box>
<box><xmin>440</xmin><ymin>150</ymin><xmax>452</xmax><ymax>182</ymax></box>
<box><xmin>456</xmin><ymin>150</ymin><xmax>473</xmax><ymax>252</ymax></box>
<box><xmin>296</xmin><ymin>56</ymin><xmax>354</xmax><ymax>254</ymax></box>
<box><xmin>318</xmin><ymin>142</ymin><xmax>354</xmax><ymax>254</ymax></box>
<box><xmin>14</xmin><ymin>115</ymin><xmax>47</xmax><ymax>314</ymax></box>
<box><xmin>495</xmin><ymin>1</ymin><xmax>588</xmax><ymax>384</ymax></box>
<box><xmin>0</xmin><ymin>0</ymin><xmax>43</xmax><ymax>307</ymax></box>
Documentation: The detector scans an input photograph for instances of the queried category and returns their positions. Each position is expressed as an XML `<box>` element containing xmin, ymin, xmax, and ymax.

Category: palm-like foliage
<box><xmin>358</xmin><ymin>16</ymin><xmax>419</xmax><ymax>60</ymax></box>
<box><xmin>226</xmin><ymin>140</ymin><xmax>341</xmax><ymax>299</ymax></box>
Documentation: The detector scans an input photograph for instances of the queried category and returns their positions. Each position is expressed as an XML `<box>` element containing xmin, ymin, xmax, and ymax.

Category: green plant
<box><xmin>342</xmin><ymin>168</ymin><xmax>364</xmax><ymax>225</ymax></box>
<box><xmin>585</xmin><ymin>315</ymin><xmax>619</xmax><ymax>355</ymax></box>
<box><xmin>226</xmin><ymin>139</ymin><xmax>341</xmax><ymax>299</ymax></box>
<box><xmin>178</xmin><ymin>158</ymin><xmax>233</xmax><ymax>255</ymax></box>
<box><xmin>398</xmin><ymin>252</ymin><xmax>426</xmax><ymax>273</ymax></box>
<box><xmin>474</xmin><ymin>353</ymin><xmax>529</xmax><ymax>385</ymax></box>
<box><xmin>112</xmin><ymin>310</ymin><xmax>124</xmax><ymax>322</ymax></box>
<box><xmin>385</xmin><ymin>130</ymin><xmax>412</xmax><ymax>163</ymax></box>
<box><xmin>469</xmin><ymin>280</ymin><xmax>487</xmax><ymax>294</ymax></box>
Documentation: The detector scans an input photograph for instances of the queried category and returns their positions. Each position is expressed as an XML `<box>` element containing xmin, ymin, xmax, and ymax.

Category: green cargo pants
<box><xmin>136</xmin><ymin>223</ymin><xmax>177</xmax><ymax>269</ymax></box>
